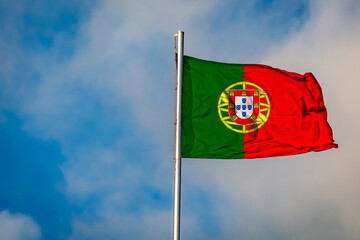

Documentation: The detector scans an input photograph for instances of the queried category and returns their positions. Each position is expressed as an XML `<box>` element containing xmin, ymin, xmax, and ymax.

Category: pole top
<box><xmin>174</xmin><ymin>31</ymin><xmax>184</xmax><ymax>53</ymax></box>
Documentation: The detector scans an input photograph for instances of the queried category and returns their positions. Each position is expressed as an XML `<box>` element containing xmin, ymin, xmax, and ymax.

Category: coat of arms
<box><xmin>228</xmin><ymin>89</ymin><xmax>260</xmax><ymax>126</ymax></box>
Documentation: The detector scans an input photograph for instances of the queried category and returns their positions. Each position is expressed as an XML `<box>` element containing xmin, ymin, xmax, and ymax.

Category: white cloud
<box><xmin>14</xmin><ymin>1</ymin><xmax>220</xmax><ymax>238</ymax></box>
<box><xmin>2</xmin><ymin>0</ymin><xmax>359</xmax><ymax>239</ymax></box>
<box><xmin>184</xmin><ymin>0</ymin><xmax>360</xmax><ymax>239</ymax></box>
<box><xmin>0</xmin><ymin>211</ymin><xmax>41</xmax><ymax>240</ymax></box>
<box><xmin>70</xmin><ymin>208</ymin><xmax>172</xmax><ymax>240</ymax></box>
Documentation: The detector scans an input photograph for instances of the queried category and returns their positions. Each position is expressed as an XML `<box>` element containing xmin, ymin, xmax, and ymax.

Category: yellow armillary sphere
<box><xmin>217</xmin><ymin>81</ymin><xmax>271</xmax><ymax>133</ymax></box>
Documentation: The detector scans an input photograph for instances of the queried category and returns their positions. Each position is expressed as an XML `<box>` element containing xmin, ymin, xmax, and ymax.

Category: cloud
<box><xmin>0</xmin><ymin>210</ymin><xmax>41</xmax><ymax>240</ymax></box>
<box><xmin>185</xmin><ymin>0</ymin><xmax>360</xmax><ymax>239</ymax></box>
<box><xmin>5</xmin><ymin>0</ymin><xmax>221</xmax><ymax>238</ymax></box>
<box><xmin>1</xmin><ymin>0</ymin><xmax>359</xmax><ymax>239</ymax></box>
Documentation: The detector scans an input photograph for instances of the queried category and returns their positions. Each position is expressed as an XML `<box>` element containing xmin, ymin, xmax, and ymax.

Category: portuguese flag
<box><xmin>181</xmin><ymin>56</ymin><xmax>337</xmax><ymax>159</ymax></box>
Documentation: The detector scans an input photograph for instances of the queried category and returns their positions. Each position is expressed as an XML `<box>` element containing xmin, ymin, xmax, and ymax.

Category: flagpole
<box><xmin>173</xmin><ymin>30</ymin><xmax>184</xmax><ymax>240</ymax></box>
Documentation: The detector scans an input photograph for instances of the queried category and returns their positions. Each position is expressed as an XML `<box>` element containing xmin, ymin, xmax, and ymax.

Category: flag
<box><xmin>181</xmin><ymin>56</ymin><xmax>338</xmax><ymax>159</ymax></box>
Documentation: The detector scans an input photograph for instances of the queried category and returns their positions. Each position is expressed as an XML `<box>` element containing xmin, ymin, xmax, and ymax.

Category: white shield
<box><xmin>235</xmin><ymin>96</ymin><xmax>253</xmax><ymax>119</ymax></box>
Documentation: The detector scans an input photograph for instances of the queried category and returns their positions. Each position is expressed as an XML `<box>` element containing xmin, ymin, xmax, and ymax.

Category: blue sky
<box><xmin>1</xmin><ymin>0</ymin><xmax>360</xmax><ymax>239</ymax></box>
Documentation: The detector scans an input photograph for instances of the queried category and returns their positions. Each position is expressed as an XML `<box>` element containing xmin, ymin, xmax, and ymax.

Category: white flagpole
<box><xmin>173</xmin><ymin>30</ymin><xmax>184</xmax><ymax>240</ymax></box>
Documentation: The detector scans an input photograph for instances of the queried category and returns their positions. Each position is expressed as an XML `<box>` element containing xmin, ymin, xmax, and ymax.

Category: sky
<box><xmin>0</xmin><ymin>0</ymin><xmax>359</xmax><ymax>239</ymax></box>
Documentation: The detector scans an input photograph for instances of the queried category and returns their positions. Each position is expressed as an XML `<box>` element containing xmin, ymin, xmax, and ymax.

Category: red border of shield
<box><xmin>228</xmin><ymin>89</ymin><xmax>260</xmax><ymax>126</ymax></box>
